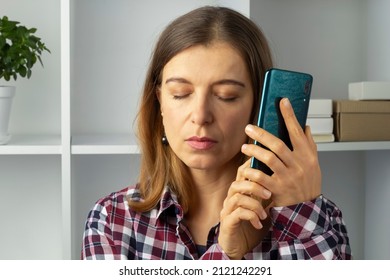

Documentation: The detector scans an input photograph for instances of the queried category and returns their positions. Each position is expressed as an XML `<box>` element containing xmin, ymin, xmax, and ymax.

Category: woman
<box><xmin>82</xmin><ymin>6</ymin><xmax>351</xmax><ymax>260</ymax></box>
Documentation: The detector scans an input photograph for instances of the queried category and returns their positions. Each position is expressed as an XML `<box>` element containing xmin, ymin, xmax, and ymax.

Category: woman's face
<box><xmin>158</xmin><ymin>42</ymin><xmax>253</xmax><ymax>172</ymax></box>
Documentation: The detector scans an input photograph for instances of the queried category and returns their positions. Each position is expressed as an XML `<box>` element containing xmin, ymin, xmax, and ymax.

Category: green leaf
<box><xmin>4</xmin><ymin>72</ymin><xmax>10</xmax><ymax>81</ymax></box>
<box><xmin>0</xmin><ymin>15</ymin><xmax>50</xmax><ymax>81</ymax></box>
<box><xmin>19</xmin><ymin>65</ymin><xmax>27</xmax><ymax>77</ymax></box>
<box><xmin>0</xmin><ymin>37</ymin><xmax>5</xmax><ymax>49</ymax></box>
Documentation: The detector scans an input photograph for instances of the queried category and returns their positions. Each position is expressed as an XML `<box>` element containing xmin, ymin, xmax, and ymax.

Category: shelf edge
<box><xmin>317</xmin><ymin>141</ymin><xmax>390</xmax><ymax>152</ymax></box>
<box><xmin>71</xmin><ymin>145</ymin><xmax>140</xmax><ymax>155</ymax></box>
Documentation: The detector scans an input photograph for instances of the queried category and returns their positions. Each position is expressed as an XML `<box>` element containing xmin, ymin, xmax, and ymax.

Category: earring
<box><xmin>162</xmin><ymin>135</ymin><xmax>169</xmax><ymax>145</ymax></box>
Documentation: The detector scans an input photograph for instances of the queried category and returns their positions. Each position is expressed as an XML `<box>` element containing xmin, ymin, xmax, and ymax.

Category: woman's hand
<box><xmin>219</xmin><ymin>159</ymin><xmax>272</xmax><ymax>260</ymax></box>
<box><xmin>241</xmin><ymin>98</ymin><xmax>322</xmax><ymax>207</ymax></box>
<box><xmin>218</xmin><ymin>98</ymin><xmax>321</xmax><ymax>259</ymax></box>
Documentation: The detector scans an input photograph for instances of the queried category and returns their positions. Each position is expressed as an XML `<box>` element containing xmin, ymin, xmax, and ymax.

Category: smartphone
<box><xmin>250</xmin><ymin>68</ymin><xmax>313</xmax><ymax>175</ymax></box>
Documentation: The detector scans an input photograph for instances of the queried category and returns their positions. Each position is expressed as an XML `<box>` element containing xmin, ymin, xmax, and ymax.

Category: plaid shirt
<box><xmin>81</xmin><ymin>185</ymin><xmax>352</xmax><ymax>260</ymax></box>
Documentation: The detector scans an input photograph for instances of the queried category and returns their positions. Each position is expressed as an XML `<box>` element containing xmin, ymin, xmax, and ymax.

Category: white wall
<box><xmin>366</xmin><ymin>0</ymin><xmax>390</xmax><ymax>81</ymax></box>
<box><xmin>250</xmin><ymin>0</ymin><xmax>367</xmax><ymax>100</ymax></box>
<box><xmin>365</xmin><ymin>151</ymin><xmax>390</xmax><ymax>259</ymax></box>
<box><xmin>364</xmin><ymin>0</ymin><xmax>390</xmax><ymax>260</ymax></box>
<box><xmin>217</xmin><ymin>0</ymin><xmax>250</xmax><ymax>17</ymax></box>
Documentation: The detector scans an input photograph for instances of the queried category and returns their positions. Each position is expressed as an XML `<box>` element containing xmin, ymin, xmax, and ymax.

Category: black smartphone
<box><xmin>250</xmin><ymin>68</ymin><xmax>313</xmax><ymax>175</ymax></box>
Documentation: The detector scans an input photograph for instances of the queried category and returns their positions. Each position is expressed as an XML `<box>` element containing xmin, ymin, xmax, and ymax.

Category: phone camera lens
<box><xmin>304</xmin><ymin>81</ymin><xmax>311</xmax><ymax>95</ymax></box>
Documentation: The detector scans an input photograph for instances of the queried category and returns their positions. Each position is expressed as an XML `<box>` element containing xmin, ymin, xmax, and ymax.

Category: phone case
<box><xmin>250</xmin><ymin>68</ymin><xmax>313</xmax><ymax>175</ymax></box>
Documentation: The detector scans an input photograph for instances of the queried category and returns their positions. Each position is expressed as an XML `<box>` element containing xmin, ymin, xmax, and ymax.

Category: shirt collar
<box><xmin>126</xmin><ymin>184</ymin><xmax>184</xmax><ymax>226</ymax></box>
<box><xmin>155</xmin><ymin>186</ymin><xmax>184</xmax><ymax>226</ymax></box>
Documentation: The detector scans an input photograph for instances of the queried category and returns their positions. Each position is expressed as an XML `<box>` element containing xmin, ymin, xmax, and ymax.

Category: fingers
<box><xmin>279</xmin><ymin>98</ymin><xmax>308</xmax><ymax>150</ymax></box>
<box><xmin>243</xmin><ymin>98</ymin><xmax>316</xmax><ymax>169</ymax></box>
<box><xmin>244</xmin><ymin>124</ymin><xmax>290</xmax><ymax>156</ymax></box>
<box><xmin>222</xmin><ymin>205</ymin><xmax>264</xmax><ymax>230</ymax></box>
<box><xmin>222</xmin><ymin>185</ymin><xmax>269</xmax><ymax>230</ymax></box>
<box><xmin>222</xmin><ymin>177</ymin><xmax>272</xmax><ymax>226</ymax></box>
<box><xmin>240</xmin><ymin>165</ymin><xmax>272</xmax><ymax>194</ymax></box>
<box><xmin>226</xmin><ymin>179</ymin><xmax>271</xmax><ymax>201</ymax></box>
<box><xmin>222</xmin><ymin>192</ymin><xmax>267</xmax><ymax>227</ymax></box>
<box><xmin>241</xmin><ymin>98</ymin><xmax>322</xmax><ymax>207</ymax></box>
<box><xmin>243</xmin><ymin>124</ymin><xmax>296</xmax><ymax>172</ymax></box>
<box><xmin>242</xmin><ymin>143</ymin><xmax>286</xmax><ymax>175</ymax></box>
<box><xmin>236</xmin><ymin>158</ymin><xmax>251</xmax><ymax>181</ymax></box>
<box><xmin>304</xmin><ymin>125</ymin><xmax>318</xmax><ymax>152</ymax></box>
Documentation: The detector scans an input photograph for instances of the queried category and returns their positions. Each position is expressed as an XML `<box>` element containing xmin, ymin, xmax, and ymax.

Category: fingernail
<box><xmin>283</xmin><ymin>98</ymin><xmax>291</xmax><ymax>107</ymax></box>
<box><xmin>245</xmin><ymin>124</ymin><xmax>255</xmax><ymax>133</ymax></box>
<box><xmin>261</xmin><ymin>210</ymin><xmax>267</xmax><ymax>220</ymax></box>
<box><xmin>242</xmin><ymin>144</ymin><xmax>248</xmax><ymax>151</ymax></box>
<box><xmin>263</xmin><ymin>189</ymin><xmax>271</xmax><ymax>198</ymax></box>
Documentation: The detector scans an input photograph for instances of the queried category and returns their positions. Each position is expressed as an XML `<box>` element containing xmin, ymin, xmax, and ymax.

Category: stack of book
<box><xmin>307</xmin><ymin>99</ymin><xmax>335</xmax><ymax>143</ymax></box>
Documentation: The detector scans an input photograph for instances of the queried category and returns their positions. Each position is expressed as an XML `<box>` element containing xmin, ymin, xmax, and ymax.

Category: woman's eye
<box><xmin>217</xmin><ymin>95</ymin><xmax>238</xmax><ymax>102</ymax></box>
<box><xmin>172</xmin><ymin>93</ymin><xmax>190</xmax><ymax>100</ymax></box>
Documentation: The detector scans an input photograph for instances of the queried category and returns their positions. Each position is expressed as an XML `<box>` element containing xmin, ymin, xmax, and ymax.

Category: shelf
<box><xmin>71</xmin><ymin>135</ymin><xmax>390</xmax><ymax>154</ymax></box>
<box><xmin>2</xmin><ymin>136</ymin><xmax>388</xmax><ymax>155</ymax></box>
<box><xmin>71</xmin><ymin>134</ymin><xmax>139</xmax><ymax>154</ymax></box>
<box><xmin>317</xmin><ymin>141</ymin><xmax>390</xmax><ymax>152</ymax></box>
<box><xmin>0</xmin><ymin>134</ymin><xmax>62</xmax><ymax>155</ymax></box>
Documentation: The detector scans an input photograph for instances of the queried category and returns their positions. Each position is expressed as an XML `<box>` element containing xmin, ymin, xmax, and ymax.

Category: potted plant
<box><xmin>0</xmin><ymin>15</ymin><xmax>50</xmax><ymax>144</ymax></box>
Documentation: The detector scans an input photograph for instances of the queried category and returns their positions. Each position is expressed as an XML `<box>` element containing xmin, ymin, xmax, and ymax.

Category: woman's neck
<box><xmin>190</xmin><ymin>153</ymin><xmax>242</xmax><ymax>191</ymax></box>
<box><xmin>190</xmin><ymin>157</ymin><xmax>237</xmax><ymax>201</ymax></box>
<box><xmin>182</xmin><ymin>154</ymin><xmax>244</xmax><ymax>245</ymax></box>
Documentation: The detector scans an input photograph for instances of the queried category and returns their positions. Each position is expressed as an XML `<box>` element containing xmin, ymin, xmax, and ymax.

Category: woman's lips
<box><xmin>185</xmin><ymin>136</ymin><xmax>218</xmax><ymax>150</ymax></box>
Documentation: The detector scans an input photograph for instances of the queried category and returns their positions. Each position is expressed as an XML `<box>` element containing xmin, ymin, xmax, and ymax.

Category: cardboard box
<box><xmin>333</xmin><ymin>100</ymin><xmax>390</xmax><ymax>141</ymax></box>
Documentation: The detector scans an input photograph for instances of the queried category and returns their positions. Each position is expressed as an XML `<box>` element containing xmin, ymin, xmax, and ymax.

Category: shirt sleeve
<box><xmin>81</xmin><ymin>197</ymin><xmax>133</xmax><ymax>260</ymax></box>
<box><xmin>269</xmin><ymin>195</ymin><xmax>352</xmax><ymax>260</ymax></box>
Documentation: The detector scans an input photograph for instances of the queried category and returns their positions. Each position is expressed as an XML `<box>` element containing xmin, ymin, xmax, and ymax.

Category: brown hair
<box><xmin>129</xmin><ymin>6</ymin><xmax>273</xmax><ymax>213</ymax></box>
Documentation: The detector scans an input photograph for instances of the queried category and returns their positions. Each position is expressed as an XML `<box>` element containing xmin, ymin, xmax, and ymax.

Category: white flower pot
<box><xmin>0</xmin><ymin>86</ymin><xmax>16</xmax><ymax>145</ymax></box>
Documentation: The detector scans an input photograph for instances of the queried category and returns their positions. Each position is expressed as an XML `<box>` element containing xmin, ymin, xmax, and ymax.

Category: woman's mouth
<box><xmin>185</xmin><ymin>136</ymin><xmax>218</xmax><ymax>150</ymax></box>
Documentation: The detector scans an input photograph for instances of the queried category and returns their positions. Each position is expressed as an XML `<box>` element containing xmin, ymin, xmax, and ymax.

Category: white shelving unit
<box><xmin>317</xmin><ymin>141</ymin><xmax>390</xmax><ymax>152</ymax></box>
<box><xmin>0</xmin><ymin>135</ymin><xmax>62</xmax><ymax>155</ymax></box>
<box><xmin>1</xmin><ymin>0</ymin><xmax>389</xmax><ymax>260</ymax></box>
<box><xmin>72</xmin><ymin>134</ymin><xmax>139</xmax><ymax>155</ymax></box>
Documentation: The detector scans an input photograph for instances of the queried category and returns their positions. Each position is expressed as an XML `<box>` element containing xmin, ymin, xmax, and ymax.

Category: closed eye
<box><xmin>216</xmin><ymin>96</ymin><xmax>238</xmax><ymax>102</ymax></box>
<box><xmin>172</xmin><ymin>94</ymin><xmax>189</xmax><ymax>100</ymax></box>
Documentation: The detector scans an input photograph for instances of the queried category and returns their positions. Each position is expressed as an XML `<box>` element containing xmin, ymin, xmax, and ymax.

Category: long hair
<box><xmin>129</xmin><ymin>6</ymin><xmax>273</xmax><ymax>213</ymax></box>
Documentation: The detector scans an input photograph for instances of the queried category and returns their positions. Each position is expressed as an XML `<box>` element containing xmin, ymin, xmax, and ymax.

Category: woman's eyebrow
<box><xmin>212</xmin><ymin>79</ymin><xmax>246</xmax><ymax>88</ymax></box>
<box><xmin>165</xmin><ymin>77</ymin><xmax>245</xmax><ymax>88</ymax></box>
<box><xmin>165</xmin><ymin>77</ymin><xmax>191</xmax><ymax>84</ymax></box>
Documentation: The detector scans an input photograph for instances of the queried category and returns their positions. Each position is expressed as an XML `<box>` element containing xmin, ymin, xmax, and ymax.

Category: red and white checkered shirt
<box><xmin>81</xmin><ymin>185</ymin><xmax>352</xmax><ymax>260</ymax></box>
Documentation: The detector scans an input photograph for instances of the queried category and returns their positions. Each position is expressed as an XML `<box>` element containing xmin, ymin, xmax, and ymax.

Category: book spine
<box><xmin>308</xmin><ymin>99</ymin><xmax>333</xmax><ymax>117</ymax></box>
<box><xmin>306</xmin><ymin>117</ymin><xmax>334</xmax><ymax>135</ymax></box>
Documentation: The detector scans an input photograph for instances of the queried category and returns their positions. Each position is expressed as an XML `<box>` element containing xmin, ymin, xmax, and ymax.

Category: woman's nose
<box><xmin>191</xmin><ymin>94</ymin><xmax>213</xmax><ymax>125</ymax></box>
